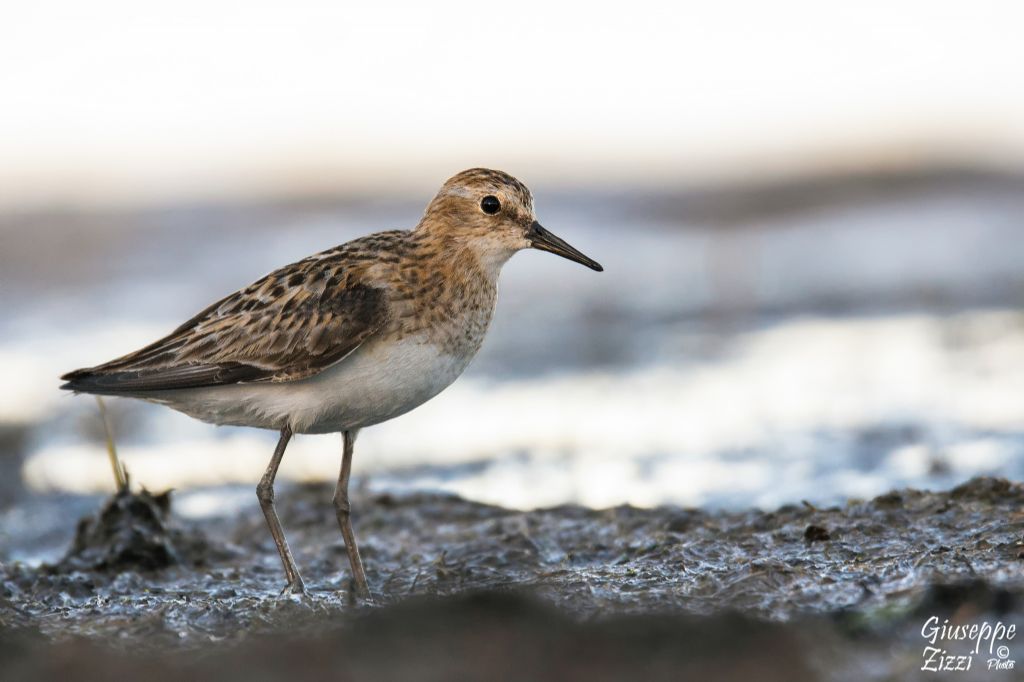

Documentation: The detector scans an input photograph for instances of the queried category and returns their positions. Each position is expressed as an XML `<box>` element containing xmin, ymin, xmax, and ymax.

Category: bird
<box><xmin>60</xmin><ymin>168</ymin><xmax>603</xmax><ymax>598</ymax></box>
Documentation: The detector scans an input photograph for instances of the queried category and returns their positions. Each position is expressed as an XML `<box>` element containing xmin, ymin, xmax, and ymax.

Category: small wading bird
<box><xmin>61</xmin><ymin>168</ymin><xmax>602</xmax><ymax>598</ymax></box>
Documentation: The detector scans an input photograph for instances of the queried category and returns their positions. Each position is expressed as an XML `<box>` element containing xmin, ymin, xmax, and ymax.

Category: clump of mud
<box><xmin>48</xmin><ymin>488</ymin><xmax>225</xmax><ymax>573</ymax></box>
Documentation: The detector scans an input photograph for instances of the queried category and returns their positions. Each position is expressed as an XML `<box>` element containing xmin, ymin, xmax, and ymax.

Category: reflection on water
<box><xmin>18</xmin><ymin>312</ymin><xmax>1024</xmax><ymax>510</ymax></box>
<box><xmin>3</xmin><ymin>173</ymin><xmax>1024</xmax><ymax>510</ymax></box>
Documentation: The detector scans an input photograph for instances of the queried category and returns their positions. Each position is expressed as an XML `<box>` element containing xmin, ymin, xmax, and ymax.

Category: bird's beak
<box><xmin>528</xmin><ymin>221</ymin><xmax>603</xmax><ymax>272</ymax></box>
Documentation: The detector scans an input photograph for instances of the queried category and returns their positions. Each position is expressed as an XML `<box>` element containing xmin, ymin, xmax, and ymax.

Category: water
<box><xmin>2</xmin><ymin>174</ymin><xmax>1024</xmax><ymax>511</ymax></box>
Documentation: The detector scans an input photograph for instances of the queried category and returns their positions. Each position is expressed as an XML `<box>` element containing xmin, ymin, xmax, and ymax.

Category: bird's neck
<box><xmin>413</xmin><ymin>231</ymin><xmax>511</xmax><ymax>286</ymax></box>
<box><xmin>396</xmin><ymin>232</ymin><xmax>499</xmax><ymax>354</ymax></box>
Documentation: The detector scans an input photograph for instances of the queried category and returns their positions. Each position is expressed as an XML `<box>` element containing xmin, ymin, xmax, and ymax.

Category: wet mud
<box><xmin>52</xmin><ymin>488</ymin><xmax>232</xmax><ymax>573</ymax></box>
<box><xmin>2</xmin><ymin>476</ymin><xmax>1023</xmax><ymax>680</ymax></box>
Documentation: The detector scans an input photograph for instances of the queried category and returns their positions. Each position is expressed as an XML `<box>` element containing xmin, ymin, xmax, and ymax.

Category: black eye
<box><xmin>480</xmin><ymin>195</ymin><xmax>501</xmax><ymax>214</ymax></box>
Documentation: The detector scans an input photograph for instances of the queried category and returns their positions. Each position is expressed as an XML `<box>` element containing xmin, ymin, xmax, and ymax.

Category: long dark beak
<box><xmin>529</xmin><ymin>221</ymin><xmax>603</xmax><ymax>272</ymax></box>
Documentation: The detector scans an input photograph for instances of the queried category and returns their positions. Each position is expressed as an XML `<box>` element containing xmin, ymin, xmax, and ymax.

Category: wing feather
<box><xmin>61</xmin><ymin>245</ymin><xmax>392</xmax><ymax>394</ymax></box>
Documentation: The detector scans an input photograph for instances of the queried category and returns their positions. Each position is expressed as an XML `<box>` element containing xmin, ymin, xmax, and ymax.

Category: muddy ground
<box><xmin>2</xmin><ymin>476</ymin><xmax>1023</xmax><ymax>680</ymax></box>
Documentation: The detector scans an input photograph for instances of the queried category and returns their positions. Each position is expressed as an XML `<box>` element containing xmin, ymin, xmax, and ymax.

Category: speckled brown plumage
<box><xmin>61</xmin><ymin>228</ymin><xmax>496</xmax><ymax>391</ymax></box>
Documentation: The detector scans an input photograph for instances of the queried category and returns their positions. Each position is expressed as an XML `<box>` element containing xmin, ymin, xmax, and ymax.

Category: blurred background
<box><xmin>2</xmin><ymin>1</ymin><xmax>1024</xmax><ymax>535</ymax></box>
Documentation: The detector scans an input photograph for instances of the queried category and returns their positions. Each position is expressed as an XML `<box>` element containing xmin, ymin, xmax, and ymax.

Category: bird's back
<box><xmin>60</xmin><ymin>228</ymin><xmax>500</xmax><ymax>432</ymax></box>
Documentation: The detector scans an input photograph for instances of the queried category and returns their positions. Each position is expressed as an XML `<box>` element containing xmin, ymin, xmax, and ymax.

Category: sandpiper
<box><xmin>60</xmin><ymin>168</ymin><xmax>602</xmax><ymax>597</ymax></box>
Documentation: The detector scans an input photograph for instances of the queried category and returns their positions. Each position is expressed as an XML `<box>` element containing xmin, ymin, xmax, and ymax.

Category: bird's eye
<box><xmin>480</xmin><ymin>195</ymin><xmax>501</xmax><ymax>214</ymax></box>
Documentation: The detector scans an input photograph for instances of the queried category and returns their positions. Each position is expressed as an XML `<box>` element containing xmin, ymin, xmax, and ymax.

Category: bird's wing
<box><xmin>60</xmin><ymin>249</ymin><xmax>391</xmax><ymax>393</ymax></box>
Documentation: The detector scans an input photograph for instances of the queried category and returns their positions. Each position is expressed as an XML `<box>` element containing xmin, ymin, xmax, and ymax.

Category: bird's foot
<box><xmin>344</xmin><ymin>576</ymin><xmax>375</xmax><ymax>606</ymax></box>
<box><xmin>278</xmin><ymin>578</ymin><xmax>307</xmax><ymax>598</ymax></box>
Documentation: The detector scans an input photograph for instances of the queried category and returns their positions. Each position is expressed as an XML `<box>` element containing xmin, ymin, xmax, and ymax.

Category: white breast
<box><xmin>147</xmin><ymin>334</ymin><xmax>475</xmax><ymax>434</ymax></box>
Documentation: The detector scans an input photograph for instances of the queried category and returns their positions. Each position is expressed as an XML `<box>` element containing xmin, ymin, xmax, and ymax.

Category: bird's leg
<box><xmin>333</xmin><ymin>429</ymin><xmax>371</xmax><ymax>599</ymax></box>
<box><xmin>256</xmin><ymin>425</ymin><xmax>305</xmax><ymax>594</ymax></box>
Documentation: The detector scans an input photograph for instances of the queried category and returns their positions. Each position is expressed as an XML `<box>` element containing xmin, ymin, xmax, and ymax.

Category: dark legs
<box><xmin>256</xmin><ymin>425</ymin><xmax>306</xmax><ymax>594</ymax></box>
<box><xmin>334</xmin><ymin>429</ymin><xmax>370</xmax><ymax>598</ymax></box>
<box><xmin>255</xmin><ymin>425</ymin><xmax>369</xmax><ymax>599</ymax></box>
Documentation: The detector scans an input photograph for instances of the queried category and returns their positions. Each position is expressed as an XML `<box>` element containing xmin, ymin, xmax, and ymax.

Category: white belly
<box><xmin>144</xmin><ymin>334</ymin><xmax>475</xmax><ymax>434</ymax></box>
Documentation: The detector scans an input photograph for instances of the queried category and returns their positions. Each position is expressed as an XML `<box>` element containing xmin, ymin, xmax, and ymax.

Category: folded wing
<box><xmin>61</xmin><ymin>262</ymin><xmax>389</xmax><ymax>394</ymax></box>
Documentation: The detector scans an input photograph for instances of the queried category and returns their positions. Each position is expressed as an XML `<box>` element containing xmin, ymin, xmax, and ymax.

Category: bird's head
<box><xmin>416</xmin><ymin>168</ymin><xmax>603</xmax><ymax>275</ymax></box>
